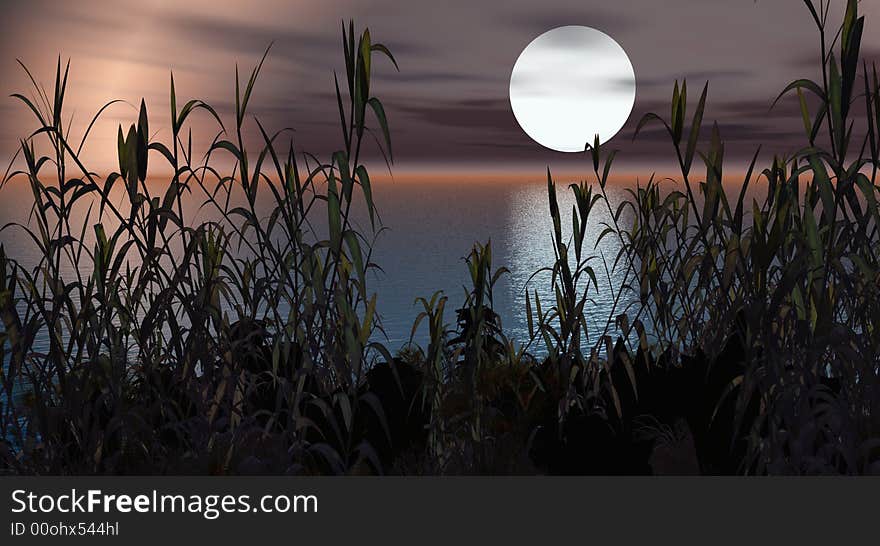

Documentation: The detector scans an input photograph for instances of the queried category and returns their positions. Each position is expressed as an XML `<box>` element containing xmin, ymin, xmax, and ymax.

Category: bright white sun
<box><xmin>509</xmin><ymin>26</ymin><xmax>636</xmax><ymax>152</ymax></box>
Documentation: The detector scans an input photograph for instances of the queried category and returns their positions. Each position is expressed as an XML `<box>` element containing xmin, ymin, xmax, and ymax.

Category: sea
<box><xmin>0</xmin><ymin>170</ymin><xmax>637</xmax><ymax>361</ymax></box>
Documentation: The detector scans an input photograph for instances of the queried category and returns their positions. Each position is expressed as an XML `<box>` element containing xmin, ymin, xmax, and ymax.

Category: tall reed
<box><xmin>2</xmin><ymin>0</ymin><xmax>878</xmax><ymax>475</ymax></box>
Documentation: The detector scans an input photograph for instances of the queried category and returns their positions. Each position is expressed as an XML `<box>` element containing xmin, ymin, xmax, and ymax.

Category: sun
<box><xmin>509</xmin><ymin>26</ymin><xmax>636</xmax><ymax>153</ymax></box>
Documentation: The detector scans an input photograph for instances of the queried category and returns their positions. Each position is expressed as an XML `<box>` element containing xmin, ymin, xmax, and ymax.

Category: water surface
<box><xmin>0</xmin><ymin>172</ymin><xmax>635</xmax><ymax>356</ymax></box>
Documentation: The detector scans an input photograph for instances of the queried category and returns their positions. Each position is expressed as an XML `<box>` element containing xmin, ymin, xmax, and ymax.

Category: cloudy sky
<box><xmin>1</xmin><ymin>0</ymin><xmax>879</xmax><ymax>174</ymax></box>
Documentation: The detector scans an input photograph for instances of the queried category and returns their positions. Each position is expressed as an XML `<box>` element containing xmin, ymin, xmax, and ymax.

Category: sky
<box><xmin>1</xmin><ymin>0</ymin><xmax>879</xmax><ymax>175</ymax></box>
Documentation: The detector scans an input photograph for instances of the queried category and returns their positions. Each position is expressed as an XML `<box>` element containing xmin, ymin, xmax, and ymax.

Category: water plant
<box><xmin>0</xmin><ymin>21</ymin><xmax>399</xmax><ymax>474</ymax></box>
<box><xmin>1</xmin><ymin>0</ymin><xmax>878</xmax><ymax>476</ymax></box>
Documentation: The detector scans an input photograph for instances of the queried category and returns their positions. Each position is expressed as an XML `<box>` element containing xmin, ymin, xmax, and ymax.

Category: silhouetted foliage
<box><xmin>1</xmin><ymin>1</ymin><xmax>878</xmax><ymax>475</ymax></box>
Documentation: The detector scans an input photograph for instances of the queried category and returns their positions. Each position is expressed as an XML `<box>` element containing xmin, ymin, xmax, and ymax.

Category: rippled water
<box><xmin>0</xmin><ymin>173</ymin><xmax>634</xmax><ymax>356</ymax></box>
<box><xmin>370</xmin><ymin>176</ymin><xmax>632</xmax><ymax>350</ymax></box>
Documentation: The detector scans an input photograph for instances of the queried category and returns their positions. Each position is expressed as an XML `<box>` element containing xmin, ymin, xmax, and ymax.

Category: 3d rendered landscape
<box><xmin>0</xmin><ymin>0</ymin><xmax>878</xmax><ymax>475</ymax></box>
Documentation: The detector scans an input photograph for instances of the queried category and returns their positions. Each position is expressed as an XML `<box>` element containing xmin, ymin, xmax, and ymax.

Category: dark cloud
<box><xmin>503</xmin><ymin>7</ymin><xmax>637</xmax><ymax>34</ymax></box>
<box><xmin>383</xmin><ymin>70</ymin><xmax>497</xmax><ymax>84</ymax></box>
<box><xmin>636</xmin><ymin>69</ymin><xmax>753</xmax><ymax>90</ymax></box>
<box><xmin>786</xmin><ymin>47</ymin><xmax>880</xmax><ymax>79</ymax></box>
<box><xmin>396</xmin><ymin>98</ymin><xmax>516</xmax><ymax>131</ymax></box>
<box><xmin>163</xmin><ymin>16</ymin><xmax>335</xmax><ymax>60</ymax></box>
<box><xmin>3</xmin><ymin>0</ymin><xmax>880</xmax><ymax>170</ymax></box>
